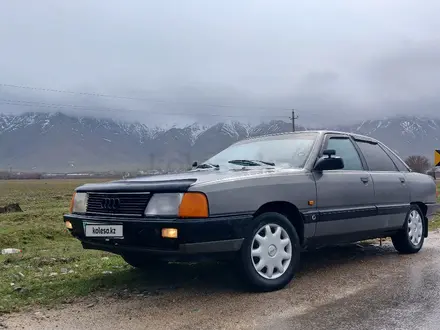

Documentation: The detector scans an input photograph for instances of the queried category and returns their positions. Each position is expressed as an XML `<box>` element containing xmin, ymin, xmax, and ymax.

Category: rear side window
<box><xmin>381</xmin><ymin>146</ymin><xmax>410</xmax><ymax>172</ymax></box>
<box><xmin>355</xmin><ymin>141</ymin><xmax>397</xmax><ymax>171</ymax></box>
<box><xmin>325</xmin><ymin>137</ymin><xmax>363</xmax><ymax>170</ymax></box>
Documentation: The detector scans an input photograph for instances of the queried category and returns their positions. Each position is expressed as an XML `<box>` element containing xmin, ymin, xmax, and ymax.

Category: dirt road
<box><xmin>4</xmin><ymin>232</ymin><xmax>440</xmax><ymax>330</ymax></box>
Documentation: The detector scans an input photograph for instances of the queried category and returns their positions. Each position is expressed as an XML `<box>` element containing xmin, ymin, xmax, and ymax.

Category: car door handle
<box><xmin>399</xmin><ymin>177</ymin><xmax>406</xmax><ymax>183</ymax></box>
<box><xmin>360</xmin><ymin>177</ymin><xmax>369</xmax><ymax>183</ymax></box>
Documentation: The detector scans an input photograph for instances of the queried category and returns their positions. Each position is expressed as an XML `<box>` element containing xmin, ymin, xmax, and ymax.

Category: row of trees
<box><xmin>0</xmin><ymin>172</ymin><xmax>43</xmax><ymax>180</ymax></box>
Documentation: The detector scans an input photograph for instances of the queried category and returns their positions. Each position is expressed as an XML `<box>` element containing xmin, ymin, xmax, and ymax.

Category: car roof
<box><xmin>238</xmin><ymin>130</ymin><xmax>379</xmax><ymax>144</ymax></box>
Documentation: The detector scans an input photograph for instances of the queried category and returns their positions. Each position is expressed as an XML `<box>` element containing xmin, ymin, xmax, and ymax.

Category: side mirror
<box><xmin>314</xmin><ymin>149</ymin><xmax>344</xmax><ymax>171</ymax></box>
<box><xmin>192</xmin><ymin>161</ymin><xmax>198</xmax><ymax>168</ymax></box>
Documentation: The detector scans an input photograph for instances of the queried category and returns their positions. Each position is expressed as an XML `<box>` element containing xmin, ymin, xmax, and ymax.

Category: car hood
<box><xmin>75</xmin><ymin>168</ymin><xmax>304</xmax><ymax>193</ymax></box>
<box><xmin>125</xmin><ymin>168</ymin><xmax>304</xmax><ymax>184</ymax></box>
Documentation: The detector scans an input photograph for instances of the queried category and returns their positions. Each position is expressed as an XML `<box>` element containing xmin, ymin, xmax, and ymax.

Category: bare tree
<box><xmin>404</xmin><ymin>155</ymin><xmax>431</xmax><ymax>173</ymax></box>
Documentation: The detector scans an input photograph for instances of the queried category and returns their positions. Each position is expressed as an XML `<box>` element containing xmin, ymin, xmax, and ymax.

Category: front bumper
<box><xmin>63</xmin><ymin>213</ymin><xmax>253</xmax><ymax>258</ymax></box>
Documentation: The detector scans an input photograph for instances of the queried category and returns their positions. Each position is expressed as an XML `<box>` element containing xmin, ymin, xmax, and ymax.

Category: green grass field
<box><xmin>0</xmin><ymin>179</ymin><xmax>439</xmax><ymax>314</ymax></box>
<box><xmin>0</xmin><ymin>179</ymin><xmax>157</xmax><ymax>314</ymax></box>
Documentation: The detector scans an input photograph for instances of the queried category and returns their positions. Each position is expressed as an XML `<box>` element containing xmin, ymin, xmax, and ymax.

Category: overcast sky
<box><xmin>1</xmin><ymin>0</ymin><xmax>440</xmax><ymax>127</ymax></box>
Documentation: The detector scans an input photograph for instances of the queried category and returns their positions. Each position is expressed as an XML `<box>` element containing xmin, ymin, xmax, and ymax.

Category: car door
<box><xmin>353</xmin><ymin>138</ymin><xmax>411</xmax><ymax>229</ymax></box>
<box><xmin>313</xmin><ymin>134</ymin><xmax>377</xmax><ymax>237</ymax></box>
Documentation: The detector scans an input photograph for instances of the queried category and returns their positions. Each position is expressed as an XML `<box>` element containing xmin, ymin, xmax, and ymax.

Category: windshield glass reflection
<box><xmin>202</xmin><ymin>132</ymin><xmax>318</xmax><ymax>170</ymax></box>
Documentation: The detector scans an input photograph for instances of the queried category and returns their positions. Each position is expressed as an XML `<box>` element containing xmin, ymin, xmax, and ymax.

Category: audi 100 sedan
<box><xmin>64</xmin><ymin>130</ymin><xmax>438</xmax><ymax>292</ymax></box>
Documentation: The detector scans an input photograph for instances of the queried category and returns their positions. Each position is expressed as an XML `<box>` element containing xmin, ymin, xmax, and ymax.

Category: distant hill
<box><xmin>0</xmin><ymin>112</ymin><xmax>439</xmax><ymax>172</ymax></box>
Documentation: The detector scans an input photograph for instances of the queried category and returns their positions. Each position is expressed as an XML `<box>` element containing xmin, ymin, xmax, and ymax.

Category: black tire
<box><xmin>122</xmin><ymin>252</ymin><xmax>166</xmax><ymax>270</ymax></box>
<box><xmin>391</xmin><ymin>204</ymin><xmax>425</xmax><ymax>254</ymax></box>
<box><xmin>237</xmin><ymin>212</ymin><xmax>301</xmax><ymax>292</ymax></box>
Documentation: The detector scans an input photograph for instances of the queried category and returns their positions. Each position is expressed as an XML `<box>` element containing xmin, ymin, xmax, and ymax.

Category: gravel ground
<box><xmin>3</xmin><ymin>232</ymin><xmax>440</xmax><ymax>330</ymax></box>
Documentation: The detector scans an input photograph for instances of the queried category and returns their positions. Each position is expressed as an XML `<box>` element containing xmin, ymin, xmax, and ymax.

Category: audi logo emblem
<box><xmin>100</xmin><ymin>198</ymin><xmax>121</xmax><ymax>210</ymax></box>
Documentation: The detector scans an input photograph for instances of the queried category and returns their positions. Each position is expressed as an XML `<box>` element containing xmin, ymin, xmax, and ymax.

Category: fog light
<box><xmin>162</xmin><ymin>228</ymin><xmax>178</xmax><ymax>239</ymax></box>
<box><xmin>65</xmin><ymin>220</ymin><xmax>73</xmax><ymax>230</ymax></box>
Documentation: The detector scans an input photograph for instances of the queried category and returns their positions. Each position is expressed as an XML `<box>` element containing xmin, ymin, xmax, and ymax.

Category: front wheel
<box><xmin>391</xmin><ymin>205</ymin><xmax>425</xmax><ymax>254</ymax></box>
<box><xmin>237</xmin><ymin>212</ymin><xmax>301</xmax><ymax>292</ymax></box>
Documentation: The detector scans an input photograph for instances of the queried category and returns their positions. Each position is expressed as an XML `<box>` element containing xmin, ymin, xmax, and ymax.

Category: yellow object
<box><xmin>162</xmin><ymin>228</ymin><xmax>178</xmax><ymax>238</ymax></box>
<box><xmin>69</xmin><ymin>192</ymin><xmax>76</xmax><ymax>213</ymax></box>
<box><xmin>65</xmin><ymin>220</ymin><xmax>73</xmax><ymax>229</ymax></box>
<box><xmin>435</xmin><ymin>149</ymin><xmax>440</xmax><ymax>167</ymax></box>
<box><xmin>178</xmin><ymin>192</ymin><xmax>209</xmax><ymax>218</ymax></box>
<box><xmin>308</xmin><ymin>200</ymin><xmax>315</xmax><ymax>206</ymax></box>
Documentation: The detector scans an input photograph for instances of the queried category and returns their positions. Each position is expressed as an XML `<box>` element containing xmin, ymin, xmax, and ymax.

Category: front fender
<box><xmin>191</xmin><ymin>172</ymin><xmax>317</xmax><ymax>216</ymax></box>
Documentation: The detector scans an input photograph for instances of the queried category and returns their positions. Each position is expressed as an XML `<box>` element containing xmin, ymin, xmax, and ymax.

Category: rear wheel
<box><xmin>122</xmin><ymin>252</ymin><xmax>166</xmax><ymax>269</ymax></box>
<box><xmin>391</xmin><ymin>204</ymin><xmax>425</xmax><ymax>254</ymax></box>
<box><xmin>237</xmin><ymin>212</ymin><xmax>301</xmax><ymax>292</ymax></box>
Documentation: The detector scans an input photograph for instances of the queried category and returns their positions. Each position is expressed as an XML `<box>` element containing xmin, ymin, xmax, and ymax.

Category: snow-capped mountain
<box><xmin>337</xmin><ymin>116</ymin><xmax>440</xmax><ymax>159</ymax></box>
<box><xmin>0</xmin><ymin>112</ymin><xmax>439</xmax><ymax>172</ymax></box>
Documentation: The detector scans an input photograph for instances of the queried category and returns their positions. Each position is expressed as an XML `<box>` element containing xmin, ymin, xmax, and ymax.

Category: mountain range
<box><xmin>0</xmin><ymin>112</ymin><xmax>439</xmax><ymax>172</ymax></box>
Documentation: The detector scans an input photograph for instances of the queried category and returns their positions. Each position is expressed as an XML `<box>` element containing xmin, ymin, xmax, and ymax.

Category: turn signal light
<box><xmin>69</xmin><ymin>192</ymin><xmax>76</xmax><ymax>213</ymax></box>
<box><xmin>65</xmin><ymin>220</ymin><xmax>73</xmax><ymax>230</ymax></box>
<box><xmin>162</xmin><ymin>228</ymin><xmax>178</xmax><ymax>239</ymax></box>
<box><xmin>178</xmin><ymin>192</ymin><xmax>209</xmax><ymax>218</ymax></box>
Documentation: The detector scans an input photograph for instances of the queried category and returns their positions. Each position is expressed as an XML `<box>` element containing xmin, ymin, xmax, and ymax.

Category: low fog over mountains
<box><xmin>0</xmin><ymin>112</ymin><xmax>439</xmax><ymax>172</ymax></box>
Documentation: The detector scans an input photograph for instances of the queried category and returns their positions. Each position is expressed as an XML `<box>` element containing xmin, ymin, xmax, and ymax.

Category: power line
<box><xmin>0</xmin><ymin>83</ymin><xmax>362</xmax><ymax>120</ymax></box>
<box><xmin>0</xmin><ymin>83</ymin><xmax>292</xmax><ymax>112</ymax></box>
<box><xmin>0</xmin><ymin>99</ymin><xmax>291</xmax><ymax>119</ymax></box>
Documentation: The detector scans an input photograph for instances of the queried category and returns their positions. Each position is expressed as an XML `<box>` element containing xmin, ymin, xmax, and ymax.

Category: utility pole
<box><xmin>290</xmin><ymin>109</ymin><xmax>299</xmax><ymax>132</ymax></box>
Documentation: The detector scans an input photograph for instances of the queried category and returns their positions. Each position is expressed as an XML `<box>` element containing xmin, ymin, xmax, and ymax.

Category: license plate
<box><xmin>84</xmin><ymin>224</ymin><xmax>123</xmax><ymax>238</ymax></box>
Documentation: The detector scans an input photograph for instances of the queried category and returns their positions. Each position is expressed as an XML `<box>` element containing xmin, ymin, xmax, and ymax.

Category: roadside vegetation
<box><xmin>0</xmin><ymin>179</ymin><xmax>439</xmax><ymax>314</ymax></box>
<box><xmin>430</xmin><ymin>181</ymin><xmax>440</xmax><ymax>230</ymax></box>
<box><xmin>0</xmin><ymin>180</ymin><xmax>141</xmax><ymax>314</ymax></box>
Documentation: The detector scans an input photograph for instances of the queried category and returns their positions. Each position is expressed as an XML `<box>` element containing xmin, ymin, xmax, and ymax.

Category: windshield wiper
<box><xmin>196</xmin><ymin>163</ymin><xmax>220</xmax><ymax>169</ymax></box>
<box><xmin>228</xmin><ymin>159</ymin><xmax>275</xmax><ymax>167</ymax></box>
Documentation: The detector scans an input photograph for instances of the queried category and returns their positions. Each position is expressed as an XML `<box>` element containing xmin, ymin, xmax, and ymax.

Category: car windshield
<box><xmin>202</xmin><ymin>132</ymin><xmax>318</xmax><ymax>169</ymax></box>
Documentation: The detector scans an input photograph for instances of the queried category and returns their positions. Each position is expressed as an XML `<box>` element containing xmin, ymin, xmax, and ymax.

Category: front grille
<box><xmin>86</xmin><ymin>193</ymin><xmax>151</xmax><ymax>217</ymax></box>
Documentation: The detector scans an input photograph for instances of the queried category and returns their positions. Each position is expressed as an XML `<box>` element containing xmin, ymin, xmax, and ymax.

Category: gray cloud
<box><xmin>0</xmin><ymin>0</ymin><xmax>439</xmax><ymax>127</ymax></box>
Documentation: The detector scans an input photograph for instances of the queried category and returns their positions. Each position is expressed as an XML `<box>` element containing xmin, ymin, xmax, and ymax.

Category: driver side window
<box><xmin>325</xmin><ymin>137</ymin><xmax>363</xmax><ymax>171</ymax></box>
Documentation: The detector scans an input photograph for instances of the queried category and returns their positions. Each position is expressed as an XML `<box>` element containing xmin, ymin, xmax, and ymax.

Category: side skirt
<box><xmin>303</xmin><ymin>227</ymin><xmax>403</xmax><ymax>250</ymax></box>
